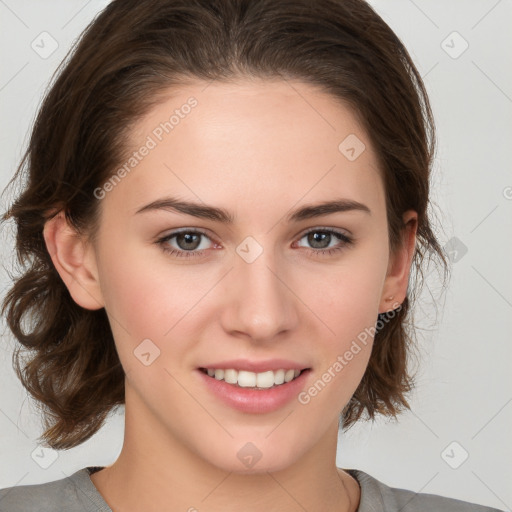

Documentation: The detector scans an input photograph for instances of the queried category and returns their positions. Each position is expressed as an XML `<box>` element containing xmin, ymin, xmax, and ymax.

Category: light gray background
<box><xmin>0</xmin><ymin>0</ymin><xmax>511</xmax><ymax>510</ymax></box>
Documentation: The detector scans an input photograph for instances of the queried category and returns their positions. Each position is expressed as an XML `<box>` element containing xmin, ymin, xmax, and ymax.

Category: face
<box><xmin>81</xmin><ymin>79</ymin><xmax>403</xmax><ymax>473</ymax></box>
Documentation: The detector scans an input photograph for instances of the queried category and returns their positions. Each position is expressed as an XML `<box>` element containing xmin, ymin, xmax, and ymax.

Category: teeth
<box><xmin>256</xmin><ymin>371</ymin><xmax>275</xmax><ymax>389</ymax></box>
<box><xmin>274</xmin><ymin>369</ymin><xmax>285</xmax><ymax>385</ymax></box>
<box><xmin>238</xmin><ymin>370</ymin><xmax>256</xmax><ymax>387</ymax></box>
<box><xmin>224</xmin><ymin>369</ymin><xmax>238</xmax><ymax>384</ymax></box>
<box><xmin>204</xmin><ymin>368</ymin><xmax>303</xmax><ymax>388</ymax></box>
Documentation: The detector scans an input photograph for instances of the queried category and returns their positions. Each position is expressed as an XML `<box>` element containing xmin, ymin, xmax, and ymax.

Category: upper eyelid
<box><xmin>300</xmin><ymin>226</ymin><xmax>351</xmax><ymax>237</ymax></box>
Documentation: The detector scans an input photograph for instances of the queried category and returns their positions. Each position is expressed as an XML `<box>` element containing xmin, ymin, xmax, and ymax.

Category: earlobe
<box><xmin>43</xmin><ymin>211</ymin><xmax>104</xmax><ymax>310</ymax></box>
<box><xmin>379</xmin><ymin>210</ymin><xmax>418</xmax><ymax>313</ymax></box>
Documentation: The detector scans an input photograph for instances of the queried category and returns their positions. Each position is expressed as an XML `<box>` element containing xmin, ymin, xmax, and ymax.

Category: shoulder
<box><xmin>0</xmin><ymin>467</ymin><xmax>110</xmax><ymax>512</ymax></box>
<box><xmin>347</xmin><ymin>469</ymin><xmax>504</xmax><ymax>512</ymax></box>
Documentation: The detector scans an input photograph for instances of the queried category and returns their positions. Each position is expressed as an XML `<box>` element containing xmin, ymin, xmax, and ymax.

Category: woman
<box><xmin>0</xmin><ymin>0</ymin><xmax>504</xmax><ymax>510</ymax></box>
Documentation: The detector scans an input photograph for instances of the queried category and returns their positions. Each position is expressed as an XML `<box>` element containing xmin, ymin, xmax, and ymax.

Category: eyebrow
<box><xmin>134</xmin><ymin>196</ymin><xmax>371</xmax><ymax>223</ymax></box>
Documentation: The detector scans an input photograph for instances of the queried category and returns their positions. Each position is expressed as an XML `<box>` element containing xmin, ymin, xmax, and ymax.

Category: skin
<box><xmin>43</xmin><ymin>78</ymin><xmax>417</xmax><ymax>512</ymax></box>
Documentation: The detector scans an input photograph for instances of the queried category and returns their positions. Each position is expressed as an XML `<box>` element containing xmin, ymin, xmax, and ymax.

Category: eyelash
<box><xmin>156</xmin><ymin>227</ymin><xmax>354</xmax><ymax>259</ymax></box>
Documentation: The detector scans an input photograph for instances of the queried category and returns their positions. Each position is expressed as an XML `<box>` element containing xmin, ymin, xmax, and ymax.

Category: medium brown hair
<box><xmin>1</xmin><ymin>0</ymin><xmax>447</xmax><ymax>450</ymax></box>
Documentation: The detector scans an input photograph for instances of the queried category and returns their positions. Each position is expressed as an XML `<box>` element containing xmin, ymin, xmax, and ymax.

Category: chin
<box><xmin>196</xmin><ymin>434</ymin><xmax>305</xmax><ymax>475</ymax></box>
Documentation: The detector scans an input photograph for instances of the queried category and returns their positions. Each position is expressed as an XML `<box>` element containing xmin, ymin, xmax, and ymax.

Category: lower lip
<box><xmin>197</xmin><ymin>369</ymin><xmax>311</xmax><ymax>414</ymax></box>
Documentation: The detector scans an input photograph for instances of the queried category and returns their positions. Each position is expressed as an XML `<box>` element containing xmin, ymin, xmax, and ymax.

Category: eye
<box><xmin>156</xmin><ymin>227</ymin><xmax>354</xmax><ymax>259</ymax></box>
<box><xmin>156</xmin><ymin>229</ymin><xmax>216</xmax><ymax>259</ymax></box>
<box><xmin>294</xmin><ymin>228</ymin><xmax>354</xmax><ymax>257</ymax></box>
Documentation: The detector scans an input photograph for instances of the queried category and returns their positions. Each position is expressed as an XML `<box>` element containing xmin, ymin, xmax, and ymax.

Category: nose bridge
<box><xmin>223</xmin><ymin>236</ymin><xmax>297</xmax><ymax>340</ymax></box>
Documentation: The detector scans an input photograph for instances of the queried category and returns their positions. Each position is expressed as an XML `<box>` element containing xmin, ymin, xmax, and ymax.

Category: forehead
<box><xmin>109</xmin><ymin>78</ymin><xmax>385</xmax><ymax>218</ymax></box>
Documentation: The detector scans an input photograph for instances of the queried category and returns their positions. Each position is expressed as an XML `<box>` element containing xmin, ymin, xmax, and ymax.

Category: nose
<box><xmin>219</xmin><ymin>243</ymin><xmax>299</xmax><ymax>343</ymax></box>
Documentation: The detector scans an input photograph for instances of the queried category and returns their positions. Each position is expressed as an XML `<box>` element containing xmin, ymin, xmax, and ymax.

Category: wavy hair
<box><xmin>1</xmin><ymin>0</ymin><xmax>447</xmax><ymax>449</ymax></box>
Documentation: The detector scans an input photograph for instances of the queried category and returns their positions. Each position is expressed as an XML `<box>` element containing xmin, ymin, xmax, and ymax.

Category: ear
<box><xmin>379</xmin><ymin>210</ymin><xmax>418</xmax><ymax>313</ymax></box>
<box><xmin>43</xmin><ymin>211</ymin><xmax>104</xmax><ymax>310</ymax></box>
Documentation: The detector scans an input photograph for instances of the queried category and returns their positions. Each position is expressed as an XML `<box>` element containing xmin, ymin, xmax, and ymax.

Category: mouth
<box><xmin>199</xmin><ymin>367</ymin><xmax>309</xmax><ymax>390</ymax></box>
<box><xmin>197</xmin><ymin>363</ymin><xmax>312</xmax><ymax>413</ymax></box>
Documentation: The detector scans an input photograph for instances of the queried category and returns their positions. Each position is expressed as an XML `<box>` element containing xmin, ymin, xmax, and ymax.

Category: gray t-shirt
<box><xmin>0</xmin><ymin>466</ymin><xmax>504</xmax><ymax>511</ymax></box>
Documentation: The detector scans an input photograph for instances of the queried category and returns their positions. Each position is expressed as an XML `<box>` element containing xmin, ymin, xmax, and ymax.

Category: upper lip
<box><xmin>198</xmin><ymin>359</ymin><xmax>310</xmax><ymax>372</ymax></box>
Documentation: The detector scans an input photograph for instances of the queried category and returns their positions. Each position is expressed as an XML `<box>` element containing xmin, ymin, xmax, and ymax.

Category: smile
<box><xmin>200</xmin><ymin>368</ymin><xmax>304</xmax><ymax>389</ymax></box>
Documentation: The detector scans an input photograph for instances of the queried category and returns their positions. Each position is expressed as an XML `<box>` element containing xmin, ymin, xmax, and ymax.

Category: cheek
<box><xmin>97</xmin><ymin>233</ymin><xmax>194</xmax><ymax>330</ymax></box>
<box><xmin>310</xmin><ymin>243</ymin><xmax>389</xmax><ymax>338</ymax></box>
<box><xmin>296</xmin><ymin>270</ymin><xmax>380</xmax><ymax>417</ymax></box>
<box><xmin>299</xmin><ymin>241</ymin><xmax>388</xmax><ymax>401</ymax></box>
<box><xmin>95</xmin><ymin>238</ymin><xmax>224</xmax><ymax>374</ymax></box>
<box><xmin>94</xmin><ymin>239</ymin><xmax>178</xmax><ymax>362</ymax></box>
